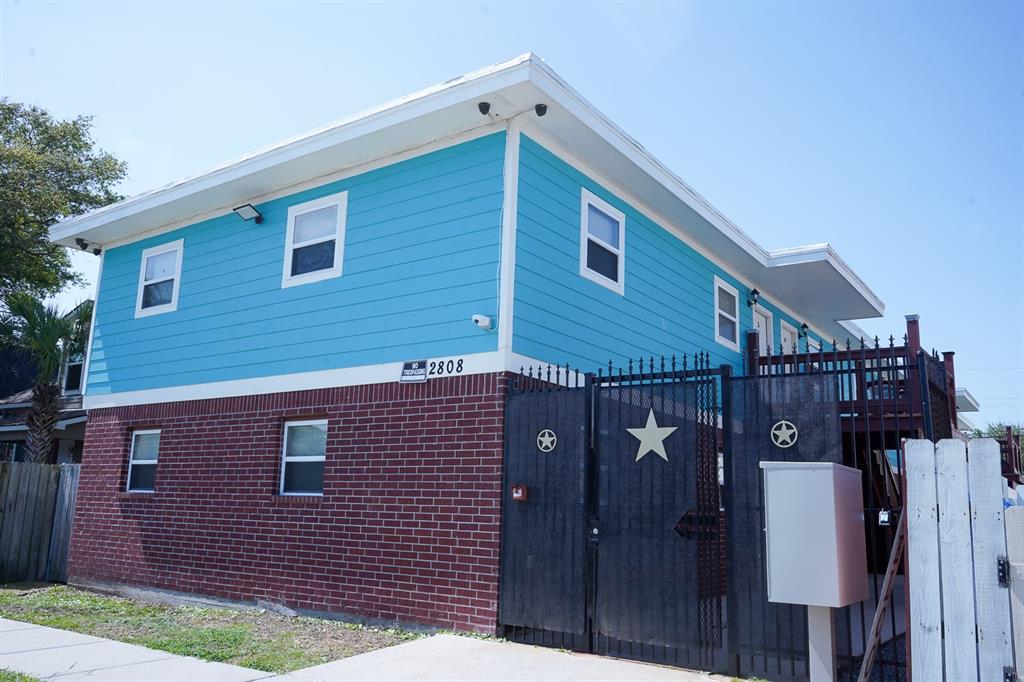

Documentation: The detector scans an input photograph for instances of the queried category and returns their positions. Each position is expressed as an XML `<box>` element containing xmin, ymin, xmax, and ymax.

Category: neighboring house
<box><xmin>47</xmin><ymin>55</ymin><xmax>961</xmax><ymax>636</ymax></box>
<box><xmin>955</xmin><ymin>386</ymin><xmax>981</xmax><ymax>433</ymax></box>
<box><xmin>0</xmin><ymin>316</ymin><xmax>90</xmax><ymax>463</ymax></box>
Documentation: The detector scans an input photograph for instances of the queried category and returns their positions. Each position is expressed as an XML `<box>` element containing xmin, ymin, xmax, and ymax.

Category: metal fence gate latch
<box><xmin>1004</xmin><ymin>666</ymin><xmax>1017</xmax><ymax>682</ymax></box>
<box><xmin>998</xmin><ymin>556</ymin><xmax>1010</xmax><ymax>587</ymax></box>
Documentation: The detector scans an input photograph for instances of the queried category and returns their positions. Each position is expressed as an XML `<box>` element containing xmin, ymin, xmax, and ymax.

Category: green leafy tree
<box><xmin>1</xmin><ymin>293</ymin><xmax>93</xmax><ymax>463</ymax></box>
<box><xmin>969</xmin><ymin>422</ymin><xmax>1024</xmax><ymax>439</ymax></box>
<box><xmin>0</xmin><ymin>99</ymin><xmax>126</xmax><ymax>304</ymax></box>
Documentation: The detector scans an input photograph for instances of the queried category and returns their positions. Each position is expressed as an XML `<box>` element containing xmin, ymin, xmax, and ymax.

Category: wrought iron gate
<box><xmin>498</xmin><ymin>356</ymin><xmax>728</xmax><ymax>670</ymax></box>
<box><xmin>498</xmin><ymin>332</ymin><xmax>949</xmax><ymax>679</ymax></box>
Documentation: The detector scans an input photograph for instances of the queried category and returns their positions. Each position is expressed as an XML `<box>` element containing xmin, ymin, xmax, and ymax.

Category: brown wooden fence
<box><xmin>0</xmin><ymin>462</ymin><xmax>80</xmax><ymax>583</ymax></box>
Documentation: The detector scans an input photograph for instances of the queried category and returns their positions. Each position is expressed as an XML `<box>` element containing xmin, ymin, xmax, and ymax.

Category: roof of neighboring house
<box><xmin>0</xmin><ymin>387</ymin><xmax>32</xmax><ymax>407</ymax></box>
<box><xmin>48</xmin><ymin>54</ymin><xmax>884</xmax><ymax>337</ymax></box>
<box><xmin>0</xmin><ymin>346</ymin><xmax>36</xmax><ymax>399</ymax></box>
<box><xmin>955</xmin><ymin>387</ymin><xmax>981</xmax><ymax>413</ymax></box>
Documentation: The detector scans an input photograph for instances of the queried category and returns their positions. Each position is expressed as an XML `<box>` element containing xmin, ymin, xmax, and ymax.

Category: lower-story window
<box><xmin>280</xmin><ymin>419</ymin><xmax>327</xmax><ymax>495</ymax></box>
<box><xmin>127</xmin><ymin>430</ymin><xmax>160</xmax><ymax>492</ymax></box>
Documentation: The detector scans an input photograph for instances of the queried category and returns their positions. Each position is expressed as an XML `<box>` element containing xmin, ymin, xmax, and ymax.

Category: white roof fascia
<box><xmin>49</xmin><ymin>53</ymin><xmax>883</xmax><ymax>328</ymax></box>
<box><xmin>50</xmin><ymin>54</ymin><xmax>535</xmax><ymax>243</ymax></box>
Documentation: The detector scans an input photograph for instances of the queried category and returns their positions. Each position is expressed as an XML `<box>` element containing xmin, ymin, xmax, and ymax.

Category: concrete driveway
<box><xmin>282</xmin><ymin>634</ymin><xmax>729</xmax><ymax>682</ymax></box>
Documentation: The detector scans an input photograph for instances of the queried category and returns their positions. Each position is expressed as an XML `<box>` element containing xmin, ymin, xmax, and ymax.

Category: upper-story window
<box><xmin>282</xmin><ymin>191</ymin><xmax>348</xmax><ymax>288</ymax></box>
<box><xmin>714</xmin><ymin>276</ymin><xmax>740</xmax><ymax>352</ymax></box>
<box><xmin>62</xmin><ymin>352</ymin><xmax>84</xmax><ymax>395</ymax></box>
<box><xmin>579</xmin><ymin>189</ymin><xmax>625</xmax><ymax>295</ymax></box>
<box><xmin>135</xmin><ymin>240</ymin><xmax>184</xmax><ymax>318</ymax></box>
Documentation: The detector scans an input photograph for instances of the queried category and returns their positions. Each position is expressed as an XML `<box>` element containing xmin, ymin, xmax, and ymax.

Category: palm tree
<box><xmin>1</xmin><ymin>292</ymin><xmax>93</xmax><ymax>463</ymax></box>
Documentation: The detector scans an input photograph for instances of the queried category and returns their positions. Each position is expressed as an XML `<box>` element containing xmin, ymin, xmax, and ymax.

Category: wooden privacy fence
<box><xmin>906</xmin><ymin>439</ymin><xmax>1015</xmax><ymax>681</ymax></box>
<box><xmin>0</xmin><ymin>462</ymin><xmax>81</xmax><ymax>583</ymax></box>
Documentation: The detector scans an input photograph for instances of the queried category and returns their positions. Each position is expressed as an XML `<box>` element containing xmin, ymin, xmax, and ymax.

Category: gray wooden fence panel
<box><xmin>966</xmin><ymin>439</ymin><xmax>1014</xmax><ymax>680</ymax></box>
<box><xmin>46</xmin><ymin>464</ymin><xmax>81</xmax><ymax>582</ymax></box>
<box><xmin>0</xmin><ymin>462</ymin><xmax>77</xmax><ymax>583</ymax></box>
<box><xmin>906</xmin><ymin>440</ymin><xmax>943</xmax><ymax>682</ymax></box>
<box><xmin>935</xmin><ymin>439</ymin><xmax>979</xmax><ymax>682</ymax></box>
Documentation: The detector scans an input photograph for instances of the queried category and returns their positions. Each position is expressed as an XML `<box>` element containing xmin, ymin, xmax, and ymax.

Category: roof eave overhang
<box><xmin>50</xmin><ymin>53</ymin><xmax>884</xmax><ymax>337</ymax></box>
<box><xmin>956</xmin><ymin>387</ymin><xmax>981</xmax><ymax>413</ymax></box>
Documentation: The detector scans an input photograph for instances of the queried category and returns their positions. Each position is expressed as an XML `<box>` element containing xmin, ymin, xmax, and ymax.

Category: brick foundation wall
<box><xmin>68</xmin><ymin>373</ymin><xmax>508</xmax><ymax>632</ymax></box>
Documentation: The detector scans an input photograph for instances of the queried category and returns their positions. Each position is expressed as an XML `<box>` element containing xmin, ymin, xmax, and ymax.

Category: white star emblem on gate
<box><xmin>627</xmin><ymin>409</ymin><xmax>678</xmax><ymax>462</ymax></box>
<box><xmin>770</xmin><ymin>420</ymin><xmax>798</xmax><ymax>448</ymax></box>
<box><xmin>536</xmin><ymin>429</ymin><xmax>557</xmax><ymax>453</ymax></box>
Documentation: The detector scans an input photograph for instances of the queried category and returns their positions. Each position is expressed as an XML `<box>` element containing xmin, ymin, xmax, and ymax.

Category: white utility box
<box><xmin>759</xmin><ymin>461</ymin><xmax>868</xmax><ymax>607</ymax></box>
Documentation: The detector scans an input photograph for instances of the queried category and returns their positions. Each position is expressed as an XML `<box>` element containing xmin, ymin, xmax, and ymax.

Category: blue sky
<box><xmin>2</xmin><ymin>1</ymin><xmax>1021</xmax><ymax>427</ymax></box>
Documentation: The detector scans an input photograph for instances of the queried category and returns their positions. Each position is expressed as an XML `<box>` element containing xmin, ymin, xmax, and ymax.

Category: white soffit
<box><xmin>50</xmin><ymin>53</ymin><xmax>883</xmax><ymax>327</ymax></box>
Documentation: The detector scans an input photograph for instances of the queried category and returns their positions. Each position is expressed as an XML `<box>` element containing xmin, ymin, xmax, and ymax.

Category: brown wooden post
<box><xmin>744</xmin><ymin>329</ymin><xmax>760</xmax><ymax>376</ymax></box>
<box><xmin>905</xmin><ymin>314</ymin><xmax>921</xmax><ymax>357</ymax></box>
<box><xmin>905</xmin><ymin>315</ymin><xmax>925</xmax><ymax>439</ymax></box>
<box><xmin>943</xmin><ymin>351</ymin><xmax>957</xmax><ymax>434</ymax></box>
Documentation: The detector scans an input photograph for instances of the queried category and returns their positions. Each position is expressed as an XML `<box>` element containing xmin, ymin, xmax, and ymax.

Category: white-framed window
<box><xmin>282</xmin><ymin>192</ymin><xmax>347</xmax><ymax>288</ymax></box>
<box><xmin>780</xmin><ymin>320</ymin><xmax>799</xmax><ymax>353</ymax></box>
<box><xmin>62</xmin><ymin>352</ymin><xmax>84</xmax><ymax>395</ymax></box>
<box><xmin>713</xmin><ymin>276</ymin><xmax>740</xmax><ymax>352</ymax></box>
<box><xmin>126</xmin><ymin>429</ymin><xmax>160</xmax><ymax>493</ymax></box>
<box><xmin>579</xmin><ymin>188</ymin><xmax>625</xmax><ymax>295</ymax></box>
<box><xmin>135</xmin><ymin>239</ymin><xmax>184</xmax><ymax>318</ymax></box>
<box><xmin>280</xmin><ymin>419</ymin><xmax>327</xmax><ymax>495</ymax></box>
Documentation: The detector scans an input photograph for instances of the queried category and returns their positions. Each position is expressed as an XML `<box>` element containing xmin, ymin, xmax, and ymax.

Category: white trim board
<box><xmin>82</xmin><ymin>350</ymin><xmax>559</xmax><ymax>409</ymax></box>
<box><xmin>497</xmin><ymin>118</ymin><xmax>521</xmax><ymax>356</ymax></box>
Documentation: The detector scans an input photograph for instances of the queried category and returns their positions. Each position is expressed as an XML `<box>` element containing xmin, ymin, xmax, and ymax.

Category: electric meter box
<box><xmin>759</xmin><ymin>461</ymin><xmax>868</xmax><ymax>608</ymax></box>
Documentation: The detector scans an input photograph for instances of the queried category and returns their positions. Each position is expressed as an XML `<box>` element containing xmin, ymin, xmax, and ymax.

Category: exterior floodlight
<box><xmin>232</xmin><ymin>204</ymin><xmax>263</xmax><ymax>224</ymax></box>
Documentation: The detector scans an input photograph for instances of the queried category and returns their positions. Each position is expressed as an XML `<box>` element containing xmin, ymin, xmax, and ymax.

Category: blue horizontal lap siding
<box><xmin>512</xmin><ymin>135</ymin><xmax>822</xmax><ymax>372</ymax></box>
<box><xmin>87</xmin><ymin>132</ymin><xmax>506</xmax><ymax>395</ymax></box>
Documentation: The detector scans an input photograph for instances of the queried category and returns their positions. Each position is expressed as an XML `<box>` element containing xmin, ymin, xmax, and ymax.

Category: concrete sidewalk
<box><xmin>0</xmin><ymin>617</ymin><xmax>274</xmax><ymax>681</ymax></box>
<box><xmin>280</xmin><ymin>634</ymin><xmax>726</xmax><ymax>682</ymax></box>
<box><xmin>1</xmin><ymin>616</ymin><xmax>726</xmax><ymax>682</ymax></box>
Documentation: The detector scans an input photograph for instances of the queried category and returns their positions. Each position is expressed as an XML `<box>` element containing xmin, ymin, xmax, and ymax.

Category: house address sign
<box><xmin>400</xmin><ymin>358</ymin><xmax>466</xmax><ymax>383</ymax></box>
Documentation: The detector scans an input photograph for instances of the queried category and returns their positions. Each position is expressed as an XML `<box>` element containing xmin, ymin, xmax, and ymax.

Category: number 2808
<box><xmin>428</xmin><ymin>359</ymin><xmax>464</xmax><ymax>376</ymax></box>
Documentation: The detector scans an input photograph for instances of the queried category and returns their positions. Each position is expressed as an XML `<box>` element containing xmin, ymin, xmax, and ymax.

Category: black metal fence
<box><xmin>497</xmin><ymin>330</ymin><xmax>962</xmax><ymax>681</ymax></box>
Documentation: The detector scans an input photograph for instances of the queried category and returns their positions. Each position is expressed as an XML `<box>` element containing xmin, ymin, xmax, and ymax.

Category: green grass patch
<box><xmin>0</xmin><ymin>584</ymin><xmax>417</xmax><ymax>673</ymax></box>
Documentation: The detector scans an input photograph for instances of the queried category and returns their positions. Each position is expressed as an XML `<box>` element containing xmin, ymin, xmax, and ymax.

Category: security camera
<box><xmin>477</xmin><ymin>102</ymin><xmax>491</xmax><ymax>116</ymax></box>
<box><xmin>75</xmin><ymin>238</ymin><xmax>88</xmax><ymax>250</ymax></box>
<box><xmin>472</xmin><ymin>314</ymin><xmax>493</xmax><ymax>330</ymax></box>
<box><xmin>534</xmin><ymin>103</ymin><xmax>548</xmax><ymax>117</ymax></box>
<box><xmin>92</xmin><ymin>247</ymin><xmax>102</xmax><ymax>256</ymax></box>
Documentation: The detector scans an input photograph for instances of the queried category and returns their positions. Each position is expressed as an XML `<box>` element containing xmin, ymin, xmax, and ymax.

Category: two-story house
<box><xmin>51</xmin><ymin>54</ymin><xmax>886</xmax><ymax>634</ymax></box>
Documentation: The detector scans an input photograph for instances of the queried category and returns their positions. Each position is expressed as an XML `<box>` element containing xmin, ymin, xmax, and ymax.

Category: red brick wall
<box><xmin>69</xmin><ymin>373</ymin><xmax>508</xmax><ymax>632</ymax></box>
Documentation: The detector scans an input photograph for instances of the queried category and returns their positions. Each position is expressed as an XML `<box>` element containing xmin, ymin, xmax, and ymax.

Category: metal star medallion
<box><xmin>627</xmin><ymin>409</ymin><xmax>678</xmax><ymax>462</ymax></box>
<box><xmin>536</xmin><ymin>429</ymin><xmax>557</xmax><ymax>453</ymax></box>
<box><xmin>770</xmin><ymin>420</ymin><xmax>798</xmax><ymax>448</ymax></box>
